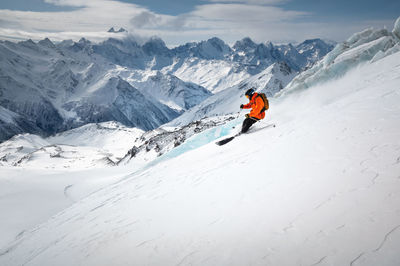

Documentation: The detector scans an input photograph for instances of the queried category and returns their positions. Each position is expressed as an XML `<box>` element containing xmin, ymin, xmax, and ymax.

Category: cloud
<box><xmin>129</xmin><ymin>11</ymin><xmax>187</xmax><ymax>31</ymax></box>
<box><xmin>0</xmin><ymin>28</ymin><xmax>123</xmax><ymax>42</ymax></box>
<box><xmin>0</xmin><ymin>0</ymin><xmax>190</xmax><ymax>42</ymax></box>
<box><xmin>151</xmin><ymin>3</ymin><xmax>310</xmax><ymax>44</ymax></box>
<box><xmin>0</xmin><ymin>19</ymin><xmax>22</xmax><ymax>30</ymax></box>
<box><xmin>43</xmin><ymin>0</ymin><xmax>85</xmax><ymax>7</ymax></box>
<box><xmin>130</xmin><ymin>11</ymin><xmax>161</xmax><ymax>28</ymax></box>
<box><xmin>0</xmin><ymin>0</ymin><xmax>150</xmax><ymax>41</ymax></box>
<box><xmin>206</xmin><ymin>0</ymin><xmax>288</xmax><ymax>4</ymax></box>
<box><xmin>190</xmin><ymin>3</ymin><xmax>308</xmax><ymax>23</ymax></box>
<box><xmin>0</xmin><ymin>0</ymin><xmax>396</xmax><ymax>46</ymax></box>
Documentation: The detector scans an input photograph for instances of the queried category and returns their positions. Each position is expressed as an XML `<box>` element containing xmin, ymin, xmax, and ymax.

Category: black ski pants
<box><xmin>241</xmin><ymin>117</ymin><xmax>258</xmax><ymax>133</ymax></box>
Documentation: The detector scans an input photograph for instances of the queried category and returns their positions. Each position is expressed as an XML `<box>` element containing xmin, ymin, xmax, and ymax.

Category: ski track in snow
<box><xmin>349</xmin><ymin>225</ymin><xmax>400</xmax><ymax>266</ymax></box>
<box><xmin>63</xmin><ymin>185</ymin><xmax>74</xmax><ymax>202</ymax></box>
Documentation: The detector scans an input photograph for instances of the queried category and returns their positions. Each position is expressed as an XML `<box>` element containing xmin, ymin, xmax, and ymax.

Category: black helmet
<box><xmin>245</xmin><ymin>88</ymin><xmax>255</xmax><ymax>97</ymax></box>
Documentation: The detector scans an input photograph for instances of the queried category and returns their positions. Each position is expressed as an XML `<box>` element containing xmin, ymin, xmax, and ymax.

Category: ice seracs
<box><xmin>278</xmin><ymin>22</ymin><xmax>400</xmax><ymax>97</ymax></box>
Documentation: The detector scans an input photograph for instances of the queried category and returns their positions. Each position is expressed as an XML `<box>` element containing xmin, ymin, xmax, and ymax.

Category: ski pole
<box><xmin>232</xmin><ymin>109</ymin><xmax>243</xmax><ymax>129</ymax></box>
<box><xmin>236</xmin><ymin>108</ymin><xmax>242</xmax><ymax>119</ymax></box>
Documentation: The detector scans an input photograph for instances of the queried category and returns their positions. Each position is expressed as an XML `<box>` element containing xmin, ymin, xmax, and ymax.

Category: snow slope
<box><xmin>0</xmin><ymin>166</ymin><xmax>137</xmax><ymax>250</ymax></box>
<box><xmin>0</xmin><ymin>122</ymin><xmax>143</xmax><ymax>248</ymax></box>
<box><xmin>0</xmin><ymin>122</ymin><xmax>143</xmax><ymax>168</ymax></box>
<box><xmin>1</xmin><ymin>43</ymin><xmax>399</xmax><ymax>266</ymax></box>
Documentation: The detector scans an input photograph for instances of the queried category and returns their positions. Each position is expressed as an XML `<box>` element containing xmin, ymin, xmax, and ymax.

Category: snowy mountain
<box><xmin>0</xmin><ymin>35</ymin><xmax>332</xmax><ymax>142</ymax></box>
<box><xmin>1</xmin><ymin>17</ymin><xmax>399</xmax><ymax>265</ymax></box>
<box><xmin>295</xmin><ymin>38</ymin><xmax>334</xmax><ymax>63</ymax></box>
<box><xmin>175</xmin><ymin>37</ymin><xmax>233</xmax><ymax>60</ymax></box>
<box><xmin>232</xmin><ymin>38</ymin><xmax>335</xmax><ymax>73</ymax></box>
<box><xmin>122</xmin><ymin>71</ymin><xmax>212</xmax><ymax>111</ymax></box>
<box><xmin>0</xmin><ymin>38</ymin><xmax>213</xmax><ymax>141</ymax></box>
<box><xmin>172</xmin><ymin>37</ymin><xmax>333</xmax><ymax>93</ymax></box>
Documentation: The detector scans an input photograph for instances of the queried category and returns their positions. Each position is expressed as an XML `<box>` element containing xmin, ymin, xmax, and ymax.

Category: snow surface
<box><xmin>0</xmin><ymin>122</ymin><xmax>144</xmax><ymax>248</ymax></box>
<box><xmin>0</xmin><ymin>166</ymin><xmax>138</xmax><ymax>249</ymax></box>
<box><xmin>1</xmin><ymin>44</ymin><xmax>399</xmax><ymax>265</ymax></box>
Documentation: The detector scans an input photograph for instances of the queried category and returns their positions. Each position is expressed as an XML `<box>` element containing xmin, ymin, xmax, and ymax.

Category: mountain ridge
<box><xmin>0</xmin><ymin>35</ymin><xmax>333</xmax><ymax>142</ymax></box>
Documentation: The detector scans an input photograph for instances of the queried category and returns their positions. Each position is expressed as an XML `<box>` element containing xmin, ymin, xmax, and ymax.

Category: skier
<box><xmin>240</xmin><ymin>88</ymin><xmax>266</xmax><ymax>133</ymax></box>
<box><xmin>216</xmin><ymin>88</ymin><xmax>269</xmax><ymax>145</ymax></box>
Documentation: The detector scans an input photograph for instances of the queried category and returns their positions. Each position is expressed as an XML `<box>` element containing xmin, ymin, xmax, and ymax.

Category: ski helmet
<box><xmin>245</xmin><ymin>88</ymin><xmax>255</xmax><ymax>97</ymax></box>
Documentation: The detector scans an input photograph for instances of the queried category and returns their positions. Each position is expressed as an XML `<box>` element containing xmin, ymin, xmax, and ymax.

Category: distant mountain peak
<box><xmin>38</xmin><ymin>38</ymin><xmax>55</xmax><ymax>48</ymax></box>
<box><xmin>206</xmin><ymin>37</ymin><xmax>225</xmax><ymax>45</ymax></box>
<box><xmin>108</xmin><ymin>27</ymin><xmax>127</xmax><ymax>33</ymax></box>
<box><xmin>19</xmin><ymin>39</ymin><xmax>36</xmax><ymax>47</ymax></box>
<box><xmin>78</xmin><ymin>37</ymin><xmax>90</xmax><ymax>43</ymax></box>
<box><xmin>142</xmin><ymin>37</ymin><xmax>169</xmax><ymax>55</ymax></box>
<box><xmin>233</xmin><ymin>37</ymin><xmax>257</xmax><ymax>50</ymax></box>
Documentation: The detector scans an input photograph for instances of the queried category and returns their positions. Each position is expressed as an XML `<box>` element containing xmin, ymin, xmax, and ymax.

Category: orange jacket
<box><xmin>242</xmin><ymin>93</ymin><xmax>266</xmax><ymax>120</ymax></box>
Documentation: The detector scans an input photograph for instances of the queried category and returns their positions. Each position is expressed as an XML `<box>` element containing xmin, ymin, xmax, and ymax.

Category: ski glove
<box><xmin>240</xmin><ymin>104</ymin><xmax>244</xmax><ymax>109</ymax></box>
<box><xmin>245</xmin><ymin>114</ymin><xmax>250</xmax><ymax>118</ymax></box>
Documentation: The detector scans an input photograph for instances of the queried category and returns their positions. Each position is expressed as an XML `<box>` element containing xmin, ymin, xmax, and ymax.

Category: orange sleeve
<box><xmin>242</xmin><ymin>102</ymin><xmax>252</xmax><ymax>109</ymax></box>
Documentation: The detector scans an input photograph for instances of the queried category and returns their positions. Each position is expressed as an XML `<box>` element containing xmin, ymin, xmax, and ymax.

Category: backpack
<box><xmin>257</xmin><ymin>93</ymin><xmax>269</xmax><ymax>113</ymax></box>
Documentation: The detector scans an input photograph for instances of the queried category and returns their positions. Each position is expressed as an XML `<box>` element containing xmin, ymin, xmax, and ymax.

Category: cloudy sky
<box><xmin>0</xmin><ymin>0</ymin><xmax>399</xmax><ymax>46</ymax></box>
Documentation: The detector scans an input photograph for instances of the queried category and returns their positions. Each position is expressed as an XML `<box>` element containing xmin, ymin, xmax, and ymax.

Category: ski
<box><xmin>215</xmin><ymin>133</ymin><xmax>240</xmax><ymax>146</ymax></box>
<box><xmin>215</xmin><ymin>123</ymin><xmax>276</xmax><ymax>146</ymax></box>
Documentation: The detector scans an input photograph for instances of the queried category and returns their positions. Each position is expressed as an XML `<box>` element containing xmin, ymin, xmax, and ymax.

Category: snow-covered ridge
<box><xmin>118</xmin><ymin>115</ymin><xmax>237</xmax><ymax>168</ymax></box>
